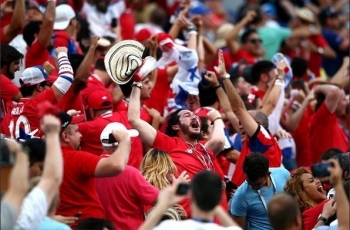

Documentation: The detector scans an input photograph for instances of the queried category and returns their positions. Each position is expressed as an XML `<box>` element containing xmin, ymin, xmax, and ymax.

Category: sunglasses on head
<box><xmin>248</xmin><ymin>38</ymin><xmax>262</xmax><ymax>44</ymax></box>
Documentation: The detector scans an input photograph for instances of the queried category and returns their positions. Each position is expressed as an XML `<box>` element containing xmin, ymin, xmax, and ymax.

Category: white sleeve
<box><xmin>14</xmin><ymin>187</ymin><xmax>48</xmax><ymax>230</ymax></box>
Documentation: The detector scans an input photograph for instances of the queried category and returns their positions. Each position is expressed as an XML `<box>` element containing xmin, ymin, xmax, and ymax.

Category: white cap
<box><xmin>54</xmin><ymin>4</ymin><xmax>76</xmax><ymax>30</ymax></box>
<box><xmin>100</xmin><ymin>122</ymin><xmax>139</xmax><ymax>147</ymax></box>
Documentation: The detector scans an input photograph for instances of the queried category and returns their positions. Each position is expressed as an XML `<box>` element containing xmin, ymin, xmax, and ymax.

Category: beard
<box><xmin>6</xmin><ymin>68</ymin><xmax>15</xmax><ymax>79</ymax></box>
<box><xmin>179</xmin><ymin>123</ymin><xmax>202</xmax><ymax>140</ymax></box>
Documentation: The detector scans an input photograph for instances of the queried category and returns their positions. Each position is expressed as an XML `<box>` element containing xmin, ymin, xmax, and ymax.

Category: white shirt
<box><xmin>153</xmin><ymin>219</ymin><xmax>243</xmax><ymax>230</ymax></box>
<box><xmin>14</xmin><ymin>187</ymin><xmax>48</xmax><ymax>230</ymax></box>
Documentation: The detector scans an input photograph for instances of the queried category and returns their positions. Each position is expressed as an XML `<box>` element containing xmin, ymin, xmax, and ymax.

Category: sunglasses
<box><xmin>248</xmin><ymin>38</ymin><xmax>262</xmax><ymax>44</ymax></box>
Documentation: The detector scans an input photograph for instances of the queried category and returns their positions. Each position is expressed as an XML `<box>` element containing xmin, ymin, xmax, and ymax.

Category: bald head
<box><xmin>268</xmin><ymin>193</ymin><xmax>301</xmax><ymax>230</ymax></box>
<box><xmin>248</xmin><ymin>110</ymin><xmax>269</xmax><ymax>130</ymax></box>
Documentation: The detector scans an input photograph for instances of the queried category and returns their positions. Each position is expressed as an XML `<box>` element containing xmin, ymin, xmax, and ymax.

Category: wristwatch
<box><xmin>132</xmin><ymin>82</ymin><xmax>143</xmax><ymax>89</ymax></box>
<box><xmin>317</xmin><ymin>216</ymin><xmax>328</xmax><ymax>223</ymax></box>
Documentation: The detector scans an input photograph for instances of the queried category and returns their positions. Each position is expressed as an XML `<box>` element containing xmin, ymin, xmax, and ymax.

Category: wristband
<box><xmin>213</xmin><ymin>85</ymin><xmax>221</xmax><ymax>90</ymax></box>
<box><xmin>132</xmin><ymin>82</ymin><xmax>143</xmax><ymax>89</ymax></box>
<box><xmin>274</xmin><ymin>79</ymin><xmax>284</xmax><ymax>86</ymax></box>
<box><xmin>221</xmin><ymin>73</ymin><xmax>230</xmax><ymax>79</ymax></box>
<box><xmin>211</xmin><ymin>117</ymin><xmax>223</xmax><ymax>125</ymax></box>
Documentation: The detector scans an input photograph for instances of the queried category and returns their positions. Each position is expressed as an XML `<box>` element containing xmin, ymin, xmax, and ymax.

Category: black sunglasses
<box><xmin>248</xmin><ymin>38</ymin><xmax>262</xmax><ymax>44</ymax></box>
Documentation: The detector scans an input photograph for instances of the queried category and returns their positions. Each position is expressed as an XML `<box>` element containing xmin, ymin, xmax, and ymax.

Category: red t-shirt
<box><xmin>25</xmin><ymin>39</ymin><xmax>58</xmax><ymax>75</ymax></box>
<box><xmin>250</xmin><ymin>86</ymin><xmax>266</xmax><ymax>100</ymax></box>
<box><xmin>292</xmin><ymin>106</ymin><xmax>313</xmax><ymax>167</ymax></box>
<box><xmin>232</xmin><ymin>125</ymin><xmax>282</xmax><ymax>187</ymax></box>
<box><xmin>143</xmin><ymin>68</ymin><xmax>171</xmax><ymax>116</ymax></box>
<box><xmin>7</xmin><ymin>88</ymin><xmax>57</xmax><ymax>139</ymax></box>
<box><xmin>309</xmin><ymin>103</ymin><xmax>348</xmax><ymax>164</ymax></box>
<box><xmin>57</xmin><ymin>145</ymin><xmax>105</xmax><ymax>228</ymax></box>
<box><xmin>0</xmin><ymin>28</ymin><xmax>7</xmax><ymax>45</ymax></box>
<box><xmin>57</xmin><ymin>86</ymin><xmax>85</xmax><ymax>113</ymax></box>
<box><xmin>114</xmin><ymin>99</ymin><xmax>152</xmax><ymax>124</ymax></box>
<box><xmin>78</xmin><ymin>110</ymin><xmax>144</xmax><ymax>168</ymax></box>
<box><xmin>302</xmin><ymin>200</ymin><xmax>328</xmax><ymax>230</ymax></box>
<box><xmin>152</xmin><ymin>131</ymin><xmax>228</xmax><ymax>218</ymax></box>
<box><xmin>0</xmin><ymin>75</ymin><xmax>19</xmax><ymax>118</ymax></box>
<box><xmin>53</xmin><ymin>30</ymin><xmax>83</xmax><ymax>55</ymax></box>
<box><xmin>96</xmin><ymin>165</ymin><xmax>159</xmax><ymax>230</ymax></box>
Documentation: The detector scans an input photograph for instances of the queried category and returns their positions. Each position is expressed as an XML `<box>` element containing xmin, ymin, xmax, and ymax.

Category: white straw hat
<box><xmin>104</xmin><ymin>40</ymin><xmax>145</xmax><ymax>85</ymax></box>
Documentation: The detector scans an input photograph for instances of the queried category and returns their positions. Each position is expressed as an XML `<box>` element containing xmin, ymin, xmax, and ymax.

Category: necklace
<box><xmin>186</xmin><ymin>142</ymin><xmax>215</xmax><ymax>171</ymax></box>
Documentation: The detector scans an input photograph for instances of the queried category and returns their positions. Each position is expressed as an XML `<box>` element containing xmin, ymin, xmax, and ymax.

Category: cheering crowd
<box><xmin>0</xmin><ymin>0</ymin><xmax>349</xmax><ymax>229</ymax></box>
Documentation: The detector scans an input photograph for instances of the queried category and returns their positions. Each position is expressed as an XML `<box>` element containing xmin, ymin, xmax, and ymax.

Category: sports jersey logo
<box><xmin>186</xmin><ymin>148</ymin><xmax>193</xmax><ymax>154</ymax></box>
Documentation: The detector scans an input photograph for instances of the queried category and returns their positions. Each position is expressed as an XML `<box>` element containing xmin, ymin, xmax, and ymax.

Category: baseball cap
<box><xmin>100</xmin><ymin>122</ymin><xmax>139</xmax><ymax>147</ymax></box>
<box><xmin>58</xmin><ymin>112</ymin><xmax>85</xmax><ymax>129</ymax></box>
<box><xmin>135</xmin><ymin>28</ymin><xmax>152</xmax><ymax>43</ymax></box>
<box><xmin>20</xmin><ymin>66</ymin><xmax>49</xmax><ymax>86</ymax></box>
<box><xmin>54</xmin><ymin>4</ymin><xmax>76</xmax><ymax>30</ymax></box>
<box><xmin>318</xmin><ymin>7</ymin><xmax>339</xmax><ymax>24</ymax></box>
<box><xmin>87</xmin><ymin>90</ymin><xmax>113</xmax><ymax>110</ymax></box>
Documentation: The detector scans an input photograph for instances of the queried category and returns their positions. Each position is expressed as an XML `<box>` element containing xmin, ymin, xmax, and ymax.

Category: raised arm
<box><xmin>37</xmin><ymin>0</ymin><xmax>55</xmax><ymax>48</ymax></box>
<box><xmin>147</xmin><ymin>36</ymin><xmax>158</xmax><ymax>84</ymax></box>
<box><xmin>94</xmin><ymin>129</ymin><xmax>131</xmax><ymax>177</ymax></box>
<box><xmin>205</xmin><ymin>109</ymin><xmax>225</xmax><ymax>155</ymax></box>
<box><xmin>1</xmin><ymin>139</ymin><xmax>29</xmax><ymax>215</ymax></box>
<box><xmin>128</xmin><ymin>84</ymin><xmax>157</xmax><ymax>147</ymax></box>
<box><xmin>330</xmin><ymin>56</ymin><xmax>349</xmax><ymax>89</ymax></box>
<box><xmin>52</xmin><ymin>47</ymin><xmax>74</xmax><ymax>101</ymax></box>
<box><xmin>314</xmin><ymin>84</ymin><xmax>343</xmax><ymax>113</ymax></box>
<box><xmin>215</xmin><ymin>50</ymin><xmax>258</xmax><ymax>137</ymax></box>
<box><xmin>2</xmin><ymin>0</ymin><xmax>25</xmax><ymax>43</ymax></box>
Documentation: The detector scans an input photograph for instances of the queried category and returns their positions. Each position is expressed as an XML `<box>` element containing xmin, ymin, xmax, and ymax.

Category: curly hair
<box><xmin>284</xmin><ymin>167</ymin><xmax>316</xmax><ymax>212</ymax></box>
<box><xmin>140</xmin><ymin>149</ymin><xmax>177</xmax><ymax>190</ymax></box>
<box><xmin>164</xmin><ymin>109</ymin><xmax>183</xmax><ymax>137</ymax></box>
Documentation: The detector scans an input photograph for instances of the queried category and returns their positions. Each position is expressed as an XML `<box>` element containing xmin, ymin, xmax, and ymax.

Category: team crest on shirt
<box><xmin>186</xmin><ymin>148</ymin><xmax>193</xmax><ymax>154</ymax></box>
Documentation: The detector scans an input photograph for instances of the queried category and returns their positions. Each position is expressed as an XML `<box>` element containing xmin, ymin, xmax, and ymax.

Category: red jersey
<box><xmin>302</xmin><ymin>200</ymin><xmax>327</xmax><ymax>230</ymax></box>
<box><xmin>152</xmin><ymin>131</ymin><xmax>227</xmax><ymax>218</ymax></box>
<box><xmin>57</xmin><ymin>86</ymin><xmax>84</xmax><ymax>113</ymax></box>
<box><xmin>250</xmin><ymin>86</ymin><xmax>266</xmax><ymax>100</ymax></box>
<box><xmin>78</xmin><ymin>110</ymin><xmax>144</xmax><ymax>168</ymax></box>
<box><xmin>309</xmin><ymin>103</ymin><xmax>348</xmax><ymax>164</ymax></box>
<box><xmin>0</xmin><ymin>75</ymin><xmax>20</xmax><ymax>118</ymax></box>
<box><xmin>57</xmin><ymin>145</ymin><xmax>105</xmax><ymax>228</ymax></box>
<box><xmin>143</xmin><ymin>68</ymin><xmax>171</xmax><ymax>116</ymax></box>
<box><xmin>96</xmin><ymin>165</ymin><xmax>159</xmax><ymax>230</ymax></box>
<box><xmin>7</xmin><ymin>88</ymin><xmax>57</xmax><ymax>139</ymax></box>
<box><xmin>114</xmin><ymin>99</ymin><xmax>152</xmax><ymax>124</ymax></box>
<box><xmin>232</xmin><ymin>125</ymin><xmax>282</xmax><ymax>187</ymax></box>
<box><xmin>0</xmin><ymin>28</ymin><xmax>7</xmax><ymax>45</ymax></box>
<box><xmin>53</xmin><ymin>30</ymin><xmax>83</xmax><ymax>55</ymax></box>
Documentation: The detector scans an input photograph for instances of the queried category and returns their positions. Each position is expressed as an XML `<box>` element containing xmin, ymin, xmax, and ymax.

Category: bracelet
<box><xmin>211</xmin><ymin>117</ymin><xmax>223</xmax><ymax>125</ymax></box>
<box><xmin>221</xmin><ymin>73</ymin><xmax>230</xmax><ymax>79</ymax></box>
<box><xmin>213</xmin><ymin>85</ymin><xmax>221</xmax><ymax>90</ymax></box>
<box><xmin>275</xmin><ymin>79</ymin><xmax>284</xmax><ymax>86</ymax></box>
<box><xmin>132</xmin><ymin>82</ymin><xmax>143</xmax><ymax>89</ymax></box>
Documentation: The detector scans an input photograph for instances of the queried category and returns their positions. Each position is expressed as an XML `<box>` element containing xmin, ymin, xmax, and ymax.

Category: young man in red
<box><xmin>0</xmin><ymin>45</ymin><xmax>23</xmax><ymax>120</ymax></box>
<box><xmin>78</xmin><ymin>90</ymin><xmax>144</xmax><ymax>168</ymax></box>
<box><xmin>128</xmin><ymin>76</ymin><xmax>228</xmax><ymax>218</ymax></box>
<box><xmin>96</xmin><ymin>122</ymin><xmax>160</xmax><ymax>230</ymax></box>
<box><xmin>56</xmin><ymin>112</ymin><xmax>131</xmax><ymax>228</ymax></box>
<box><xmin>5</xmin><ymin>47</ymin><xmax>73</xmax><ymax>139</ymax></box>
<box><xmin>309</xmin><ymin>84</ymin><xmax>348</xmax><ymax>163</ymax></box>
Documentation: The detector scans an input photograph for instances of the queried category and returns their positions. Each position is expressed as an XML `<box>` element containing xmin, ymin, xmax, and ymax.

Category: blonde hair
<box><xmin>284</xmin><ymin>167</ymin><xmax>316</xmax><ymax>212</ymax></box>
<box><xmin>140</xmin><ymin>149</ymin><xmax>177</xmax><ymax>190</ymax></box>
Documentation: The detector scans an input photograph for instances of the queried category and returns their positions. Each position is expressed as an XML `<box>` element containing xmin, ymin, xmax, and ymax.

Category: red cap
<box><xmin>87</xmin><ymin>90</ymin><xmax>113</xmax><ymax>110</ymax></box>
<box><xmin>135</xmin><ymin>28</ymin><xmax>152</xmax><ymax>43</ymax></box>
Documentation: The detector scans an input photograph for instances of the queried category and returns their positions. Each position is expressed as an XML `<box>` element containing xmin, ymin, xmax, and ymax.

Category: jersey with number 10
<box><xmin>8</xmin><ymin>89</ymin><xmax>57</xmax><ymax>139</ymax></box>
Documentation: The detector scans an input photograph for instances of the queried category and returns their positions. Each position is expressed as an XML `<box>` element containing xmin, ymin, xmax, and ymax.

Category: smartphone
<box><xmin>176</xmin><ymin>183</ymin><xmax>190</xmax><ymax>195</ymax></box>
<box><xmin>311</xmin><ymin>163</ymin><xmax>332</xmax><ymax>178</ymax></box>
<box><xmin>111</xmin><ymin>18</ymin><xmax>118</xmax><ymax>28</ymax></box>
<box><xmin>74</xmin><ymin>212</ymin><xmax>82</xmax><ymax>218</ymax></box>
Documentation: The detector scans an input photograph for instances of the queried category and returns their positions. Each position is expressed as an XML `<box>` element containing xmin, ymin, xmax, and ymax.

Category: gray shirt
<box><xmin>1</xmin><ymin>202</ymin><xmax>17</xmax><ymax>230</ymax></box>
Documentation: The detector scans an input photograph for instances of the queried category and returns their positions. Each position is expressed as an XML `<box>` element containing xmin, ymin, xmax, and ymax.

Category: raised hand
<box><xmin>90</xmin><ymin>35</ymin><xmax>100</xmax><ymax>48</ymax></box>
<box><xmin>55</xmin><ymin>46</ymin><xmax>68</xmax><ymax>54</ymax></box>
<box><xmin>147</xmin><ymin>36</ymin><xmax>158</xmax><ymax>51</ymax></box>
<box><xmin>43</xmin><ymin>61</ymin><xmax>56</xmax><ymax>75</ymax></box>
<box><xmin>111</xmin><ymin>128</ymin><xmax>130</xmax><ymax>143</ymax></box>
<box><xmin>207</xmin><ymin>109</ymin><xmax>222</xmax><ymax>122</ymax></box>
<box><xmin>243</xmin><ymin>10</ymin><xmax>257</xmax><ymax>23</ymax></box>
<box><xmin>41</xmin><ymin>114</ymin><xmax>61</xmax><ymax>135</ymax></box>
<box><xmin>204</xmin><ymin>70</ymin><xmax>220</xmax><ymax>87</ymax></box>
<box><xmin>214</xmin><ymin>49</ymin><xmax>227</xmax><ymax>76</ymax></box>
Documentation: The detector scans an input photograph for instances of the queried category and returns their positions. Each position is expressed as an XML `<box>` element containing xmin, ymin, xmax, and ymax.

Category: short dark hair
<box><xmin>77</xmin><ymin>218</ymin><xmax>114</xmax><ymax>230</ymax></box>
<box><xmin>0</xmin><ymin>45</ymin><xmax>24</xmax><ymax>67</ymax></box>
<box><xmin>164</xmin><ymin>109</ymin><xmax>184</xmax><ymax>137</ymax></box>
<box><xmin>268</xmin><ymin>193</ymin><xmax>301</xmax><ymax>230</ymax></box>
<box><xmin>332</xmin><ymin>152</ymin><xmax>350</xmax><ymax>177</ymax></box>
<box><xmin>19</xmin><ymin>81</ymin><xmax>48</xmax><ymax>97</ymax></box>
<box><xmin>119</xmin><ymin>80</ymin><xmax>133</xmax><ymax>98</ymax></box>
<box><xmin>199</xmin><ymin>116</ymin><xmax>209</xmax><ymax>134</ymax></box>
<box><xmin>192</xmin><ymin>171</ymin><xmax>222</xmax><ymax>211</ymax></box>
<box><xmin>321</xmin><ymin>148</ymin><xmax>343</xmax><ymax>161</ymax></box>
<box><xmin>22</xmin><ymin>139</ymin><xmax>46</xmax><ymax>166</ymax></box>
<box><xmin>291</xmin><ymin>57</ymin><xmax>308</xmax><ymax>78</ymax></box>
<box><xmin>23</xmin><ymin>21</ymin><xmax>42</xmax><ymax>47</ymax></box>
<box><xmin>251</xmin><ymin>60</ymin><xmax>274</xmax><ymax>85</ymax></box>
<box><xmin>243</xmin><ymin>154</ymin><xmax>269</xmax><ymax>181</ymax></box>
<box><xmin>240</xmin><ymin>29</ymin><xmax>259</xmax><ymax>44</ymax></box>
<box><xmin>149</xmin><ymin>7</ymin><xmax>167</xmax><ymax>28</ymax></box>
<box><xmin>198</xmin><ymin>80</ymin><xmax>218</xmax><ymax>107</ymax></box>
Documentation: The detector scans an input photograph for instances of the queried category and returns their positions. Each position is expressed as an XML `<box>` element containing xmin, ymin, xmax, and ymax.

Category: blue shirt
<box><xmin>37</xmin><ymin>217</ymin><xmax>71</xmax><ymax>230</ymax></box>
<box><xmin>230</xmin><ymin>167</ymin><xmax>290</xmax><ymax>230</ymax></box>
<box><xmin>322</xmin><ymin>28</ymin><xmax>348</xmax><ymax>77</ymax></box>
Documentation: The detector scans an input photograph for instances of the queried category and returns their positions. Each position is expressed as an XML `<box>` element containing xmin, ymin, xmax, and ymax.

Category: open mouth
<box><xmin>190</xmin><ymin>120</ymin><xmax>200</xmax><ymax>129</ymax></box>
<box><xmin>317</xmin><ymin>185</ymin><xmax>324</xmax><ymax>193</ymax></box>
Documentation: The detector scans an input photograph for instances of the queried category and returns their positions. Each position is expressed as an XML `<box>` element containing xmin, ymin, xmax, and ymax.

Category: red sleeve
<box><xmin>33</xmin><ymin>88</ymin><xmax>58</xmax><ymax>105</ymax></box>
<box><xmin>74</xmin><ymin>150</ymin><xmax>101</xmax><ymax>177</ymax></box>
<box><xmin>152</xmin><ymin>131</ymin><xmax>179</xmax><ymax>153</ymax></box>
<box><xmin>0</xmin><ymin>75</ymin><xmax>19</xmax><ymax>100</ymax></box>
<box><xmin>0</xmin><ymin>28</ymin><xmax>8</xmax><ymax>45</ymax></box>
<box><xmin>310</xmin><ymin>35</ymin><xmax>328</xmax><ymax>48</ymax></box>
<box><xmin>119</xmin><ymin>9</ymin><xmax>135</xmax><ymax>40</ymax></box>
<box><xmin>314</xmin><ymin>103</ymin><xmax>336</xmax><ymax>121</ymax></box>
<box><xmin>53</xmin><ymin>34</ymin><xmax>69</xmax><ymax>48</ymax></box>
<box><xmin>129</xmin><ymin>167</ymin><xmax>160</xmax><ymax>205</ymax></box>
<box><xmin>302</xmin><ymin>200</ymin><xmax>327</xmax><ymax>230</ymax></box>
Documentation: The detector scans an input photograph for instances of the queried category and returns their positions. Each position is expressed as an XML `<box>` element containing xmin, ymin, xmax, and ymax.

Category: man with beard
<box><xmin>128</xmin><ymin>80</ymin><xmax>227</xmax><ymax>218</ymax></box>
<box><xmin>0</xmin><ymin>45</ymin><xmax>23</xmax><ymax>120</ymax></box>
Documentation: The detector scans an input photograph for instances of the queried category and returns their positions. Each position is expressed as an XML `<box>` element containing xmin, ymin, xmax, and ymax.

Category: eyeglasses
<box><xmin>248</xmin><ymin>38</ymin><xmax>262</xmax><ymax>44</ymax></box>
